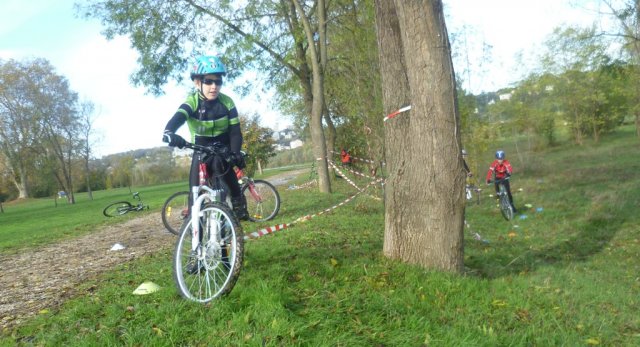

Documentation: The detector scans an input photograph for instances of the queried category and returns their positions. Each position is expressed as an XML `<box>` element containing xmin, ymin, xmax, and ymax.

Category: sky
<box><xmin>1</xmin><ymin>0</ymin><xmax>605</xmax><ymax>158</ymax></box>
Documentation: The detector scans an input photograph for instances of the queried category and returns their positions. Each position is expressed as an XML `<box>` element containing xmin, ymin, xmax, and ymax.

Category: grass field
<box><xmin>1</xmin><ymin>126</ymin><xmax>639</xmax><ymax>346</ymax></box>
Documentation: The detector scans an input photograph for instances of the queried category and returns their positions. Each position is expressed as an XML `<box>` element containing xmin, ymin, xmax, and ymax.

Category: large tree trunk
<box><xmin>374</xmin><ymin>0</ymin><xmax>464</xmax><ymax>272</ymax></box>
<box><xmin>12</xmin><ymin>166</ymin><xmax>29</xmax><ymax>199</ymax></box>
<box><xmin>293</xmin><ymin>0</ymin><xmax>332</xmax><ymax>193</ymax></box>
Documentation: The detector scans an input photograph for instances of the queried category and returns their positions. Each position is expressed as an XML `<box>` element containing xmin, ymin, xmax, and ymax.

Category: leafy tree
<box><xmin>599</xmin><ymin>0</ymin><xmax>640</xmax><ymax>137</ymax></box>
<box><xmin>0</xmin><ymin>59</ymin><xmax>42</xmax><ymax>198</ymax></box>
<box><xmin>0</xmin><ymin>58</ymin><xmax>91</xmax><ymax>202</ymax></box>
<box><xmin>110</xmin><ymin>156</ymin><xmax>135</xmax><ymax>189</ymax></box>
<box><xmin>374</xmin><ymin>0</ymin><xmax>464</xmax><ymax>271</ymax></box>
<box><xmin>541</xmin><ymin>26</ymin><xmax>626</xmax><ymax>144</ymax></box>
<box><xmin>240</xmin><ymin>114</ymin><xmax>276</xmax><ymax>176</ymax></box>
<box><xmin>81</xmin><ymin>0</ymin><xmax>338</xmax><ymax>193</ymax></box>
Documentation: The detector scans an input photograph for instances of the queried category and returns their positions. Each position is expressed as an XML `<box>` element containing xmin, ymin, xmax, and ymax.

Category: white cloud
<box><xmin>1</xmin><ymin>1</ymin><xmax>292</xmax><ymax>158</ymax></box>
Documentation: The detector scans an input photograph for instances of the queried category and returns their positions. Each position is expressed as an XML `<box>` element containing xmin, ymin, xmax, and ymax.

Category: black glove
<box><xmin>163</xmin><ymin>131</ymin><xmax>186</xmax><ymax>148</ymax></box>
<box><xmin>486</xmin><ymin>180</ymin><xmax>491</xmax><ymax>185</ymax></box>
<box><xmin>231</xmin><ymin>152</ymin><xmax>246</xmax><ymax>169</ymax></box>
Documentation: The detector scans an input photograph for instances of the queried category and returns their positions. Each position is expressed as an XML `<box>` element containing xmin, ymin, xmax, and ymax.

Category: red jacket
<box><xmin>486</xmin><ymin>159</ymin><xmax>513</xmax><ymax>182</ymax></box>
<box><xmin>341</xmin><ymin>150</ymin><xmax>351</xmax><ymax>164</ymax></box>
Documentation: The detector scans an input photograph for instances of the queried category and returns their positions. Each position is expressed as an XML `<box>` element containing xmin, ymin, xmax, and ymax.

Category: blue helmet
<box><xmin>190</xmin><ymin>55</ymin><xmax>226</xmax><ymax>80</ymax></box>
<box><xmin>495</xmin><ymin>150</ymin><xmax>505</xmax><ymax>159</ymax></box>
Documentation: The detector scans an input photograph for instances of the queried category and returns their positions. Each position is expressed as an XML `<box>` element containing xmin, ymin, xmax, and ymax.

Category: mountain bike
<box><xmin>491</xmin><ymin>177</ymin><xmax>514</xmax><ymax>221</ymax></box>
<box><xmin>161</xmin><ymin>162</ymin><xmax>281</xmax><ymax>235</ymax></box>
<box><xmin>236</xmin><ymin>167</ymin><xmax>280</xmax><ymax>222</ymax></box>
<box><xmin>103</xmin><ymin>192</ymin><xmax>149</xmax><ymax>217</ymax></box>
<box><xmin>172</xmin><ymin>142</ymin><xmax>244</xmax><ymax>303</ymax></box>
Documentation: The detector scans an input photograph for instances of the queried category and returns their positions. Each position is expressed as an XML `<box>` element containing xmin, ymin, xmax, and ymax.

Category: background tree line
<box><xmin>0</xmin><ymin>59</ymin><xmax>276</xmax><ymax>202</ymax></box>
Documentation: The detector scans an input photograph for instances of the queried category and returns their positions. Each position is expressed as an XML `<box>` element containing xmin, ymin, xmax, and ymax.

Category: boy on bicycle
<box><xmin>162</xmin><ymin>55</ymin><xmax>249</xmax><ymax>221</ymax></box>
<box><xmin>486</xmin><ymin>150</ymin><xmax>516</xmax><ymax>213</ymax></box>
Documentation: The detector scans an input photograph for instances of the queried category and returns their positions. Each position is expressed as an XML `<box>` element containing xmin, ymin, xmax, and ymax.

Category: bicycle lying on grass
<box><xmin>102</xmin><ymin>192</ymin><xmax>149</xmax><ymax>217</ymax></box>
<box><xmin>490</xmin><ymin>177</ymin><xmax>514</xmax><ymax>221</ymax></box>
<box><xmin>161</xmin><ymin>157</ymin><xmax>280</xmax><ymax>235</ymax></box>
<box><xmin>172</xmin><ymin>142</ymin><xmax>244</xmax><ymax>303</ymax></box>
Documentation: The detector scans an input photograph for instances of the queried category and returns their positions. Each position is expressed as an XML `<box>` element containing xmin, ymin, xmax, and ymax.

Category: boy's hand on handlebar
<box><xmin>163</xmin><ymin>131</ymin><xmax>186</xmax><ymax>148</ymax></box>
<box><xmin>231</xmin><ymin>152</ymin><xmax>246</xmax><ymax>169</ymax></box>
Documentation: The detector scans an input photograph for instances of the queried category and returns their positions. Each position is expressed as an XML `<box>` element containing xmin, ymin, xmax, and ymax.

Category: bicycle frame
<box><xmin>235</xmin><ymin>168</ymin><xmax>263</xmax><ymax>203</ymax></box>
<box><xmin>494</xmin><ymin>177</ymin><xmax>513</xmax><ymax>220</ymax></box>
<box><xmin>190</xmin><ymin>156</ymin><xmax>226</xmax><ymax>252</ymax></box>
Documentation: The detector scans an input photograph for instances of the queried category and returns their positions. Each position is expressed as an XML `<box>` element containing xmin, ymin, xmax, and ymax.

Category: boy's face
<box><xmin>497</xmin><ymin>159</ymin><xmax>504</xmax><ymax>164</ymax></box>
<box><xmin>195</xmin><ymin>74</ymin><xmax>223</xmax><ymax>100</ymax></box>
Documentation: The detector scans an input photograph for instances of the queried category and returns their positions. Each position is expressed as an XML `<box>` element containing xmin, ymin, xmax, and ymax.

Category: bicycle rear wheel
<box><xmin>173</xmin><ymin>202</ymin><xmax>244</xmax><ymax>303</ymax></box>
<box><xmin>103</xmin><ymin>201</ymin><xmax>132</xmax><ymax>217</ymax></box>
<box><xmin>243</xmin><ymin>179</ymin><xmax>281</xmax><ymax>222</ymax></box>
<box><xmin>162</xmin><ymin>191</ymin><xmax>190</xmax><ymax>235</ymax></box>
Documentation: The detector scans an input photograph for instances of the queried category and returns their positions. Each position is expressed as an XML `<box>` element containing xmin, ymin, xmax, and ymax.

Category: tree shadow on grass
<box><xmin>465</xmin><ymin>202</ymin><xmax>627</xmax><ymax>279</ymax></box>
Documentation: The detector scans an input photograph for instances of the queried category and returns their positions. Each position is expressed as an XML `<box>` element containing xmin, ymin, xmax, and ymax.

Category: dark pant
<box><xmin>188</xmin><ymin>155</ymin><xmax>242</xmax><ymax>211</ymax></box>
<box><xmin>494</xmin><ymin>179</ymin><xmax>515</xmax><ymax>207</ymax></box>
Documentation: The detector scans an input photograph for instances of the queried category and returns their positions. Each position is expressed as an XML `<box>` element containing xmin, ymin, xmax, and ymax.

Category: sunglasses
<box><xmin>202</xmin><ymin>78</ymin><xmax>223</xmax><ymax>86</ymax></box>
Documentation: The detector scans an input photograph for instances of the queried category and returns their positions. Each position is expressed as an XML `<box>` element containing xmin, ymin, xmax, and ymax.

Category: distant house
<box><xmin>499</xmin><ymin>93</ymin><xmax>512</xmax><ymax>101</ymax></box>
<box><xmin>272</xmin><ymin>128</ymin><xmax>303</xmax><ymax>151</ymax></box>
<box><xmin>289</xmin><ymin>139</ymin><xmax>303</xmax><ymax>149</ymax></box>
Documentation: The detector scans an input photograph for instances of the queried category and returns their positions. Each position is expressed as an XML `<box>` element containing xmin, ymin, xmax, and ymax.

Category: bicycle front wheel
<box><xmin>243</xmin><ymin>179</ymin><xmax>281</xmax><ymax>222</ymax></box>
<box><xmin>173</xmin><ymin>202</ymin><xmax>244</xmax><ymax>303</ymax></box>
<box><xmin>162</xmin><ymin>191</ymin><xmax>190</xmax><ymax>235</ymax></box>
<box><xmin>103</xmin><ymin>201</ymin><xmax>132</xmax><ymax>217</ymax></box>
<box><xmin>498</xmin><ymin>186</ymin><xmax>514</xmax><ymax>221</ymax></box>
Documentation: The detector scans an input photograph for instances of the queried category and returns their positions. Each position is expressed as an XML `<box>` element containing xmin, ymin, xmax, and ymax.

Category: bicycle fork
<box><xmin>190</xmin><ymin>186</ymin><xmax>225</xmax><ymax>253</ymax></box>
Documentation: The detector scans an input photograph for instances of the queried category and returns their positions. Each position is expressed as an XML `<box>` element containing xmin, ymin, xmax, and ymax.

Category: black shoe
<box><xmin>231</xmin><ymin>196</ymin><xmax>249</xmax><ymax>221</ymax></box>
<box><xmin>185</xmin><ymin>251</ymin><xmax>203</xmax><ymax>274</ymax></box>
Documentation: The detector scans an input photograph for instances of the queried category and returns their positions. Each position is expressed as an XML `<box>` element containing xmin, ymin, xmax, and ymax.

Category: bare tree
<box><xmin>374</xmin><ymin>0</ymin><xmax>465</xmax><ymax>271</ymax></box>
<box><xmin>78</xmin><ymin>101</ymin><xmax>97</xmax><ymax>200</ymax></box>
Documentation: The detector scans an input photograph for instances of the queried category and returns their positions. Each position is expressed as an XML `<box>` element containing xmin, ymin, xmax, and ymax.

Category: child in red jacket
<box><xmin>486</xmin><ymin>150</ymin><xmax>516</xmax><ymax>213</ymax></box>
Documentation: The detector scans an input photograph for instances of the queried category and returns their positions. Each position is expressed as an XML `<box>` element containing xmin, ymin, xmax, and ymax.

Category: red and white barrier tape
<box><xmin>329</xmin><ymin>160</ymin><xmax>362</xmax><ymax>191</ymax></box>
<box><xmin>384</xmin><ymin>105</ymin><xmax>411</xmax><ymax>122</ymax></box>
<box><xmin>333</xmin><ymin>162</ymin><xmax>376</xmax><ymax>180</ymax></box>
<box><xmin>244</xmin><ymin>177</ymin><xmax>384</xmax><ymax>240</ymax></box>
<box><xmin>286</xmin><ymin>179</ymin><xmax>317</xmax><ymax>190</ymax></box>
<box><xmin>329</xmin><ymin>150</ymin><xmax>378</xmax><ymax>165</ymax></box>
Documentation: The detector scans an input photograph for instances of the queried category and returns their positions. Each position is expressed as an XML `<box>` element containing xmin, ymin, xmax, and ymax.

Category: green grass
<box><xmin>2</xmin><ymin>127</ymin><xmax>640</xmax><ymax>346</ymax></box>
<box><xmin>0</xmin><ymin>182</ymin><xmax>188</xmax><ymax>253</ymax></box>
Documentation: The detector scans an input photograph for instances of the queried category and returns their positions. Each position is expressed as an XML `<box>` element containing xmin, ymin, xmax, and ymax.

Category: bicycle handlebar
<box><xmin>181</xmin><ymin>142</ymin><xmax>249</xmax><ymax>159</ymax></box>
<box><xmin>489</xmin><ymin>176</ymin><xmax>511</xmax><ymax>184</ymax></box>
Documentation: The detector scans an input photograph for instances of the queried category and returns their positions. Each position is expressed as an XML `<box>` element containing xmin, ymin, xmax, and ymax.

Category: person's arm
<box><xmin>162</xmin><ymin>104</ymin><xmax>190</xmax><ymax>147</ymax></box>
<box><xmin>164</xmin><ymin>105</ymin><xmax>190</xmax><ymax>134</ymax></box>
<box><xmin>486</xmin><ymin>162</ymin><xmax>495</xmax><ymax>183</ymax></box>
<box><xmin>505</xmin><ymin>161</ymin><xmax>513</xmax><ymax>175</ymax></box>
<box><xmin>227</xmin><ymin>106</ymin><xmax>242</xmax><ymax>153</ymax></box>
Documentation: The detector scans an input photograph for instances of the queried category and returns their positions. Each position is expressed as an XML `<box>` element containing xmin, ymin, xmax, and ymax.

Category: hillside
<box><xmin>2</xmin><ymin>126</ymin><xmax>639</xmax><ymax>345</ymax></box>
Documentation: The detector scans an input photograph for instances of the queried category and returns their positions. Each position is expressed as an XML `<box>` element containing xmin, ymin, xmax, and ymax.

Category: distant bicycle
<box><xmin>490</xmin><ymin>177</ymin><xmax>514</xmax><ymax>221</ymax></box>
<box><xmin>236</xmin><ymin>167</ymin><xmax>281</xmax><ymax>223</ymax></box>
<box><xmin>103</xmin><ymin>192</ymin><xmax>149</xmax><ymax>217</ymax></box>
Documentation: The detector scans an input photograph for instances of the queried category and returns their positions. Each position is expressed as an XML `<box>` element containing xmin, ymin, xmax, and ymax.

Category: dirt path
<box><xmin>0</xmin><ymin>168</ymin><xmax>309</xmax><ymax>332</ymax></box>
<box><xmin>0</xmin><ymin>214</ymin><xmax>175</xmax><ymax>331</ymax></box>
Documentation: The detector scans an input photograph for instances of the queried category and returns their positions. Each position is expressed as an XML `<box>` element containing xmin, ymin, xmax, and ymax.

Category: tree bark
<box><xmin>374</xmin><ymin>0</ymin><xmax>464</xmax><ymax>272</ymax></box>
